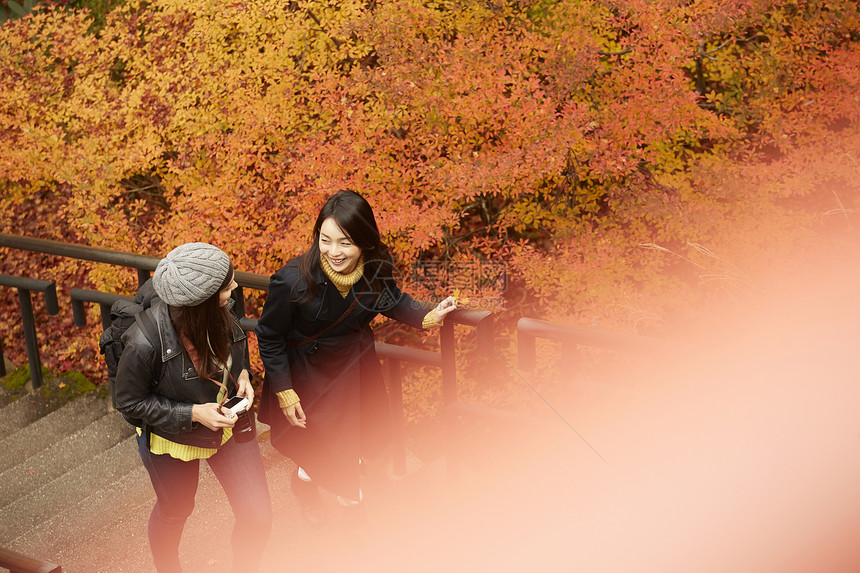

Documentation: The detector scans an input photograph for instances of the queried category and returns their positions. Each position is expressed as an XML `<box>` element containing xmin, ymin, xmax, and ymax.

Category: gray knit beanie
<box><xmin>153</xmin><ymin>243</ymin><xmax>231</xmax><ymax>307</ymax></box>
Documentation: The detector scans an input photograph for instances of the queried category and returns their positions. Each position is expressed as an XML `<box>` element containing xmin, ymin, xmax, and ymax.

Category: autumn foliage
<box><xmin>1</xmin><ymin>0</ymin><xmax>860</xmax><ymax>383</ymax></box>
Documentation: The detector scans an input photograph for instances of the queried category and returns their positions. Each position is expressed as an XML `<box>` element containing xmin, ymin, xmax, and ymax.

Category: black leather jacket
<box><xmin>114</xmin><ymin>300</ymin><xmax>251</xmax><ymax>448</ymax></box>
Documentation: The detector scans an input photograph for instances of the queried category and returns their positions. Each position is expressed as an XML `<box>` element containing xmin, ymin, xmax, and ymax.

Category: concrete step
<box><xmin>0</xmin><ymin>390</ymin><xmax>61</xmax><ymax>440</ymax></box>
<box><xmin>0</xmin><ymin>409</ymin><xmax>134</xmax><ymax>508</ymax></box>
<box><xmin>0</xmin><ymin>433</ymin><xmax>141</xmax><ymax>543</ymax></box>
<box><xmin>0</xmin><ymin>393</ymin><xmax>110</xmax><ymax>472</ymax></box>
<box><xmin>8</xmin><ymin>457</ymin><xmax>155</xmax><ymax>572</ymax></box>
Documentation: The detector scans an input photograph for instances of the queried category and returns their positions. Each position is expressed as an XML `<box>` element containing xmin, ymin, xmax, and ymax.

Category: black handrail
<box><xmin>0</xmin><ymin>233</ymin><xmax>268</xmax><ymax>290</ymax></box>
<box><xmin>69</xmin><ymin>288</ymin><xmax>130</xmax><ymax>330</ymax></box>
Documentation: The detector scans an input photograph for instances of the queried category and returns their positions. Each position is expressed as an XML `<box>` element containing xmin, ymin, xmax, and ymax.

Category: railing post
<box><xmin>386</xmin><ymin>357</ymin><xmax>406</xmax><ymax>476</ymax></box>
<box><xmin>439</xmin><ymin>321</ymin><xmax>457</xmax><ymax>405</ymax></box>
<box><xmin>19</xmin><ymin>287</ymin><xmax>42</xmax><ymax>387</ymax></box>
<box><xmin>232</xmin><ymin>286</ymin><xmax>257</xmax><ymax>333</ymax></box>
<box><xmin>444</xmin><ymin>399</ymin><xmax>462</xmax><ymax>486</ymax></box>
<box><xmin>439</xmin><ymin>321</ymin><xmax>458</xmax><ymax>483</ymax></box>
<box><xmin>0</xmin><ymin>276</ymin><xmax>59</xmax><ymax>389</ymax></box>
<box><xmin>517</xmin><ymin>318</ymin><xmax>537</xmax><ymax>371</ymax></box>
<box><xmin>475</xmin><ymin>315</ymin><xmax>495</xmax><ymax>359</ymax></box>
<box><xmin>70</xmin><ymin>288</ymin><xmax>130</xmax><ymax>329</ymax></box>
<box><xmin>232</xmin><ymin>286</ymin><xmax>246</xmax><ymax>319</ymax></box>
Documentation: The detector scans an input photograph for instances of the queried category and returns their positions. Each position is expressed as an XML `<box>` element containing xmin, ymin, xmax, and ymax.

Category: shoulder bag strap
<box><xmin>287</xmin><ymin>296</ymin><xmax>359</xmax><ymax>348</ymax></box>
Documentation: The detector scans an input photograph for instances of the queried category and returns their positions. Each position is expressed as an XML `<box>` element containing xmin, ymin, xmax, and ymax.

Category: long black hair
<box><xmin>297</xmin><ymin>190</ymin><xmax>393</xmax><ymax>303</ymax></box>
<box><xmin>169</xmin><ymin>262</ymin><xmax>235</xmax><ymax>381</ymax></box>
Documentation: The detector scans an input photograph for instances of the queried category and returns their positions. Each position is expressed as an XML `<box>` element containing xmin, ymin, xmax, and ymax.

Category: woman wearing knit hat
<box><xmin>115</xmin><ymin>242</ymin><xmax>272</xmax><ymax>572</ymax></box>
<box><xmin>256</xmin><ymin>191</ymin><xmax>457</xmax><ymax>525</ymax></box>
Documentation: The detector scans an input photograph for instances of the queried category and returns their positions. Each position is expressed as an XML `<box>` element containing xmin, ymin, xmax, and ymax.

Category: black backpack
<box><xmin>98</xmin><ymin>278</ymin><xmax>161</xmax><ymax>411</ymax></box>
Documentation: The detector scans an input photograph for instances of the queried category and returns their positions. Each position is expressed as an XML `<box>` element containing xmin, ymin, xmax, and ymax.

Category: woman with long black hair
<box><xmin>115</xmin><ymin>242</ymin><xmax>272</xmax><ymax>572</ymax></box>
<box><xmin>256</xmin><ymin>191</ymin><xmax>456</xmax><ymax>523</ymax></box>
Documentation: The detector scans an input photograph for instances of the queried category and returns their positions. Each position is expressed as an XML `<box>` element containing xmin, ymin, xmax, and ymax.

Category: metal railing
<box><xmin>517</xmin><ymin>316</ymin><xmax>677</xmax><ymax>370</ymax></box>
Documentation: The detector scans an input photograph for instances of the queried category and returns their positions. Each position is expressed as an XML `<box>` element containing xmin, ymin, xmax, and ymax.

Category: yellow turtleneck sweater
<box><xmin>320</xmin><ymin>252</ymin><xmax>365</xmax><ymax>297</ymax></box>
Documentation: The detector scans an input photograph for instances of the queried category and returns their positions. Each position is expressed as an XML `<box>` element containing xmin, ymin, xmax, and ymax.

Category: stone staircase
<box><xmin>0</xmin><ymin>379</ymin><xmax>456</xmax><ymax>573</ymax></box>
<box><xmin>0</xmin><ymin>386</ymin><xmax>143</xmax><ymax>571</ymax></box>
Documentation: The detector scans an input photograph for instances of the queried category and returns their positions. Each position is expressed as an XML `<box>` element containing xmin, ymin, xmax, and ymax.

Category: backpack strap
<box><xmin>134</xmin><ymin>309</ymin><xmax>163</xmax><ymax>452</ymax></box>
<box><xmin>135</xmin><ymin>310</ymin><xmax>163</xmax><ymax>382</ymax></box>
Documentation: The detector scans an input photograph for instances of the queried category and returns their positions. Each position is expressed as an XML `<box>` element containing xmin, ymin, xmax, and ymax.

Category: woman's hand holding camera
<box><xmin>192</xmin><ymin>402</ymin><xmax>237</xmax><ymax>431</ymax></box>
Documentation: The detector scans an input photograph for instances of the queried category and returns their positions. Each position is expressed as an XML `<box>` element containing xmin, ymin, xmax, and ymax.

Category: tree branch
<box><xmin>598</xmin><ymin>48</ymin><xmax>632</xmax><ymax>57</ymax></box>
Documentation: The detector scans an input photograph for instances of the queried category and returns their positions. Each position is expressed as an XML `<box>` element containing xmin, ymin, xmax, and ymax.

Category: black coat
<box><xmin>256</xmin><ymin>259</ymin><xmax>428</xmax><ymax>498</ymax></box>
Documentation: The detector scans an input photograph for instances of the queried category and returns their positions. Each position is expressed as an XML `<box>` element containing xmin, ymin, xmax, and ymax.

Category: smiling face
<box><xmin>319</xmin><ymin>217</ymin><xmax>362</xmax><ymax>274</ymax></box>
<box><xmin>218</xmin><ymin>272</ymin><xmax>238</xmax><ymax>307</ymax></box>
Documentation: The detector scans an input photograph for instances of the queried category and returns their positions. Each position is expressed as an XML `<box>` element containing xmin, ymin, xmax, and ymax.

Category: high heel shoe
<box><xmin>291</xmin><ymin>470</ymin><xmax>325</xmax><ymax>525</ymax></box>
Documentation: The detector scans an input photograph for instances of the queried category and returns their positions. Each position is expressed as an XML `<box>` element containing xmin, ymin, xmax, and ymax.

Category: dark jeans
<box><xmin>137</xmin><ymin>431</ymin><xmax>273</xmax><ymax>572</ymax></box>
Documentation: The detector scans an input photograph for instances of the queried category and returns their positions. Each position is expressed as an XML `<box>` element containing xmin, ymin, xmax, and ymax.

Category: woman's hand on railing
<box><xmin>434</xmin><ymin>295</ymin><xmax>458</xmax><ymax>320</ymax></box>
